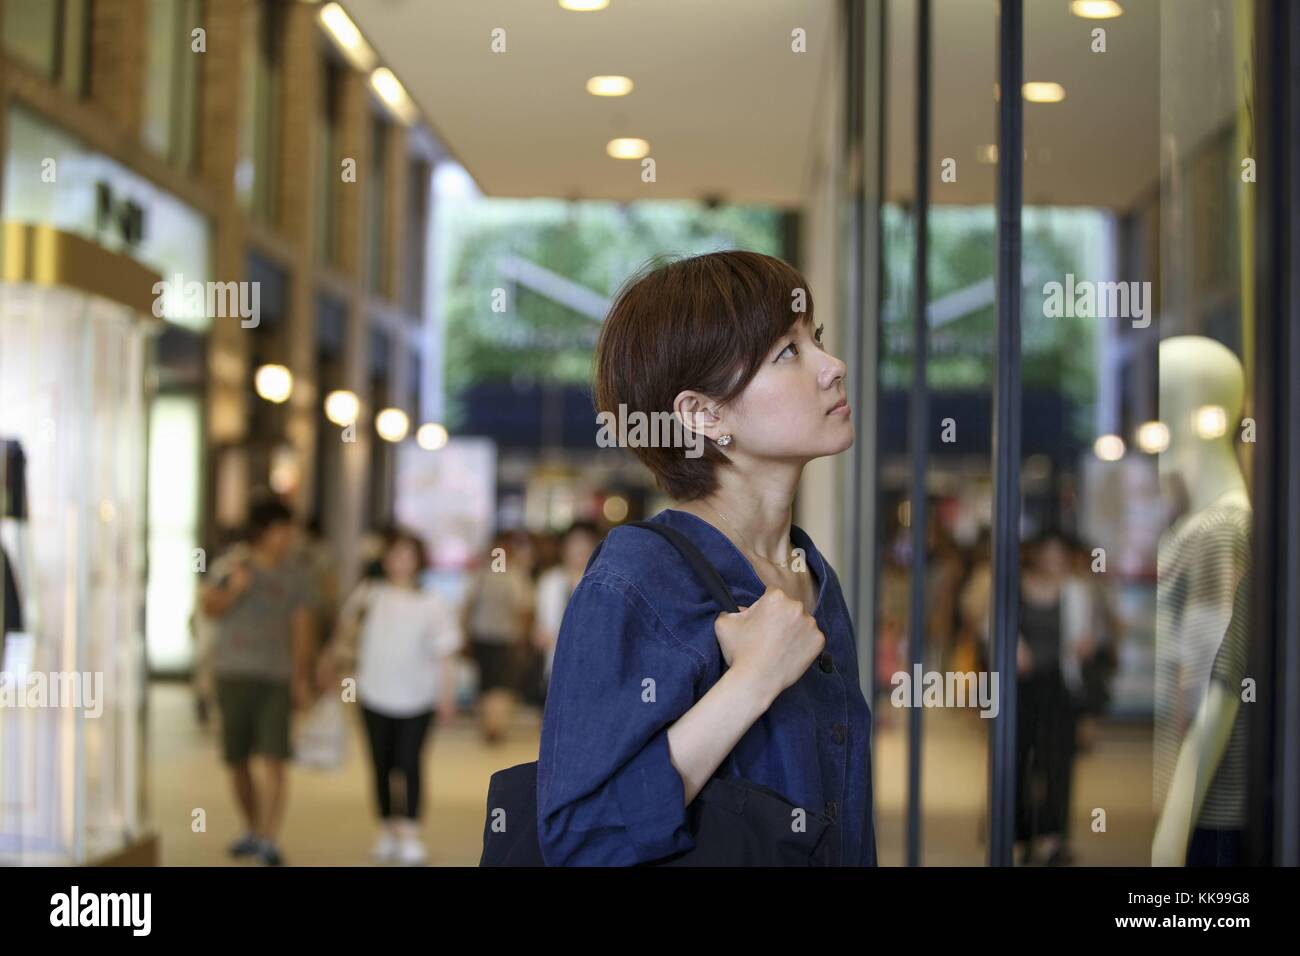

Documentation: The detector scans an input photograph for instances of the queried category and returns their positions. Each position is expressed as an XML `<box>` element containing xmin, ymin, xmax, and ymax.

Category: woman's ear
<box><xmin>672</xmin><ymin>390</ymin><xmax>724</xmax><ymax>444</ymax></box>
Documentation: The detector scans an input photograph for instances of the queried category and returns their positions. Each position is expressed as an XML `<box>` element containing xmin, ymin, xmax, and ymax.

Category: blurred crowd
<box><xmin>188</xmin><ymin>497</ymin><xmax>1118</xmax><ymax>868</ymax></box>
<box><xmin>877</xmin><ymin>518</ymin><xmax>1121</xmax><ymax>866</ymax></box>
<box><xmin>188</xmin><ymin>497</ymin><xmax>602</xmax><ymax>866</ymax></box>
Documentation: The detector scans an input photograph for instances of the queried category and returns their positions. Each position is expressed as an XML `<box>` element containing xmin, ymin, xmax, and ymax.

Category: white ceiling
<box><xmin>346</xmin><ymin>0</ymin><xmax>1241</xmax><ymax>212</ymax></box>
<box><xmin>346</xmin><ymin>0</ymin><xmax>837</xmax><ymax>207</ymax></box>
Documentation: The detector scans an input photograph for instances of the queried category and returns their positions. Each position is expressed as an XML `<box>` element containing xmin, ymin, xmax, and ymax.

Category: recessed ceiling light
<box><xmin>370</xmin><ymin>67</ymin><xmax>417</xmax><ymax>124</ymax></box>
<box><xmin>606</xmin><ymin>137</ymin><xmax>649</xmax><ymax>159</ymax></box>
<box><xmin>318</xmin><ymin>2</ymin><xmax>375</xmax><ymax>71</ymax></box>
<box><xmin>1023</xmin><ymin>81</ymin><xmax>1066</xmax><ymax>103</ymax></box>
<box><xmin>559</xmin><ymin>0</ymin><xmax>609</xmax><ymax>11</ymax></box>
<box><xmin>1070</xmin><ymin>0</ymin><xmax>1123</xmax><ymax>19</ymax></box>
<box><xmin>587</xmin><ymin>75</ymin><xmax>633</xmax><ymax>96</ymax></box>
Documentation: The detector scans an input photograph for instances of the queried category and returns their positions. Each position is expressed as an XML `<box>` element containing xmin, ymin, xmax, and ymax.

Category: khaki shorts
<box><xmin>216</xmin><ymin>677</ymin><xmax>292</xmax><ymax>764</ymax></box>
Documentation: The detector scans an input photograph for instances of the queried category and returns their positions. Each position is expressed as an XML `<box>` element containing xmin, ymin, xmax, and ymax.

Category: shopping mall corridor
<box><xmin>147</xmin><ymin>681</ymin><xmax>533</xmax><ymax>866</ymax></box>
<box><xmin>148</xmin><ymin>681</ymin><xmax>1154</xmax><ymax>867</ymax></box>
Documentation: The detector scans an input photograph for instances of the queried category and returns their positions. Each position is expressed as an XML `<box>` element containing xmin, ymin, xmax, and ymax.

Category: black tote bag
<box><xmin>479</xmin><ymin>520</ymin><xmax>840</xmax><ymax>867</ymax></box>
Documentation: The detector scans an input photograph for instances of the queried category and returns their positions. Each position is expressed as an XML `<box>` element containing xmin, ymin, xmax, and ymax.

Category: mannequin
<box><xmin>1150</xmin><ymin>336</ymin><xmax>1251</xmax><ymax>866</ymax></box>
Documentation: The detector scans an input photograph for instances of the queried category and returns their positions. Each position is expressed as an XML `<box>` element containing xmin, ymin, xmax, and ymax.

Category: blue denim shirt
<box><xmin>537</xmin><ymin>508</ymin><xmax>877</xmax><ymax>866</ymax></box>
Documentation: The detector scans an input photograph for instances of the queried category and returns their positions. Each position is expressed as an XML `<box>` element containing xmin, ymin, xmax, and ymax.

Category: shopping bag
<box><xmin>293</xmin><ymin>693</ymin><xmax>348</xmax><ymax>770</ymax></box>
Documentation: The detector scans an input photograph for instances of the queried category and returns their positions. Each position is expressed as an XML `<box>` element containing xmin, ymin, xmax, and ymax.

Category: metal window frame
<box><xmin>847</xmin><ymin>0</ymin><xmax>1299</xmax><ymax>870</ymax></box>
<box><xmin>904</xmin><ymin>0</ymin><xmax>932</xmax><ymax>869</ymax></box>
<box><xmin>1249</xmin><ymin>0</ymin><xmax>1300</xmax><ymax>868</ymax></box>
<box><xmin>843</xmin><ymin>0</ymin><xmax>887</xmax><ymax>865</ymax></box>
<box><xmin>987</xmin><ymin>0</ymin><xmax>1023</xmax><ymax>869</ymax></box>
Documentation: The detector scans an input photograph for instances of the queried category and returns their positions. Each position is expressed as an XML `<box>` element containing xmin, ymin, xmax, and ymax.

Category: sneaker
<box><xmin>372</xmin><ymin>831</ymin><xmax>398</xmax><ymax>864</ymax></box>
<box><xmin>227</xmin><ymin>832</ymin><xmax>261</xmax><ymax>858</ymax></box>
<box><xmin>257</xmin><ymin>841</ymin><xmax>285</xmax><ymax>866</ymax></box>
<box><xmin>397</xmin><ymin>835</ymin><xmax>428</xmax><ymax>866</ymax></box>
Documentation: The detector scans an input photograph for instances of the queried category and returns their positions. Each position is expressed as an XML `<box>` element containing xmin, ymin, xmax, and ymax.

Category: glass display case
<box><xmin>0</xmin><ymin>223</ymin><xmax>157</xmax><ymax>864</ymax></box>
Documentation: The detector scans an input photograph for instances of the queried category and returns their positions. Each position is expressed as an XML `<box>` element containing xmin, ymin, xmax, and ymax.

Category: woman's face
<box><xmin>383</xmin><ymin>539</ymin><xmax>420</xmax><ymax>582</ymax></box>
<box><xmin>1034</xmin><ymin>539</ymin><xmax>1070</xmax><ymax>579</ymax></box>
<box><xmin>720</xmin><ymin>318</ymin><xmax>853</xmax><ymax>462</ymax></box>
<box><xmin>562</xmin><ymin>529</ymin><xmax>598</xmax><ymax>571</ymax></box>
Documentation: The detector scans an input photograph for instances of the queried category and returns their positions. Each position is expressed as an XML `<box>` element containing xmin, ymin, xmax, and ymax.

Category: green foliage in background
<box><xmin>440</xmin><ymin>200</ymin><xmax>782</xmax><ymax>417</ymax></box>
<box><xmin>881</xmin><ymin>204</ymin><xmax>1107</xmax><ymax>439</ymax></box>
<box><xmin>439</xmin><ymin>196</ymin><xmax>1106</xmax><ymax>440</ymax></box>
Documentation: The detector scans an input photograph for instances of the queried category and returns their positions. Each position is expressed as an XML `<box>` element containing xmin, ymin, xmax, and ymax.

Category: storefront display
<box><xmin>0</xmin><ymin>223</ymin><xmax>157</xmax><ymax>864</ymax></box>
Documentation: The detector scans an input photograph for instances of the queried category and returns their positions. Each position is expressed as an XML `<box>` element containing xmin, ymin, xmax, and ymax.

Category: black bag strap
<box><xmin>626</xmin><ymin>521</ymin><xmax>740</xmax><ymax>613</ymax></box>
<box><xmin>626</xmin><ymin>520</ymin><xmax>745</xmax><ymax>785</ymax></box>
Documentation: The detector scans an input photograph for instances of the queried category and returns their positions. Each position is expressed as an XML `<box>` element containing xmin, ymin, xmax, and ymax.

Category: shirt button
<box><xmin>818</xmin><ymin>652</ymin><xmax>834</xmax><ymax>673</ymax></box>
<box><xmin>831</xmin><ymin>724</ymin><xmax>846</xmax><ymax>745</ymax></box>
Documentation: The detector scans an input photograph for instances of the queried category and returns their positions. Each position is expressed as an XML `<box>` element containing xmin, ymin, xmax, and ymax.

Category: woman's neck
<box><xmin>681</xmin><ymin>466</ymin><xmax>801</xmax><ymax>565</ymax></box>
<box><xmin>1022</xmin><ymin>569</ymin><xmax>1061</xmax><ymax>601</ymax></box>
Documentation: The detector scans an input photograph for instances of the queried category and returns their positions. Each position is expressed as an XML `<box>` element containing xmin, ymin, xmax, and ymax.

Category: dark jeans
<box><xmin>361</xmin><ymin>705</ymin><xmax>435</xmax><ymax>820</ymax></box>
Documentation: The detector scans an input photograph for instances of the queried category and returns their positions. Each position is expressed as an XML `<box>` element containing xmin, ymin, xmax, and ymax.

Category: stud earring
<box><xmin>716</xmin><ymin>434</ymin><xmax>732</xmax><ymax>447</ymax></box>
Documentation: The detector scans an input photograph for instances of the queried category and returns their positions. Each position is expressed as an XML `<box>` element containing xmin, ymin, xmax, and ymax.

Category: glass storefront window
<box><xmin>1151</xmin><ymin>0</ymin><xmax>1255</xmax><ymax>869</ymax></box>
<box><xmin>869</xmin><ymin>0</ymin><xmax>1265</xmax><ymax>868</ymax></box>
<box><xmin>367</xmin><ymin>113</ymin><xmax>390</xmax><ymax>297</ymax></box>
<box><xmin>244</xmin><ymin>253</ymin><xmax>291</xmax><ymax>494</ymax></box>
<box><xmin>235</xmin><ymin>0</ymin><xmax>284</xmax><ymax>223</ymax></box>
<box><xmin>312</xmin><ymin>294</ymin><xmax>348</xmax><ymax>535</ymax></box>
<box><xmin>143</xmin><ymin>0</ymin><xmax>202</xmax><ymax>170</ymax></box>
<box><xmin>2</xmin><ymin>105</ymin><xmax>213</xmax><ymax>330</ymax></box>
<box><xmin>405</xmin><ymin>157</ymin><xmax>432</xmax><ymax>316</ymax></box>
<box><xmin>3</xmin><ymin>0</ymin><xmax>60</xmax><ymax>79</ymax></box>
<box><xmin>368</xmin><ymin>324</ymin><xmax>393</xmax><ymax>527</ymax></box>
<box><xmin>2</xmin><ymin>0</ymin><xmax>90</xmax><ymax>95</ymax></box>
<box><xmin>0</xmin><ymin>280</ymin><xmax>151</xmax><ymax>864</ymax></box>
<box><xmin>315</xmin><ymin>56</ymin><xmax>344</xmax><ymax>267</ymax></box>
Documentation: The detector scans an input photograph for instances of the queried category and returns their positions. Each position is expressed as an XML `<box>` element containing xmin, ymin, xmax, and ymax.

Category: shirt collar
<box><xmin>654</xmin><ymin>508</ymin><xmax>830</xmax><ymax>615</ymax></box>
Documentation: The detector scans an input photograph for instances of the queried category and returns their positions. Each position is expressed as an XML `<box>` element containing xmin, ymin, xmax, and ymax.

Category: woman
<box><xmin>532</xmin><ymin>521</ymin><xmax>601</xmax><ymax>703</ymax></box>
<box><xmin>461</xmin><ymin>530</ymin><xmax>536</xmax><ymax>744</ymax></box>
<box><xmin>537</xmin><ymin>250</ymin><xmax>875</xmax><ymax>866</ymax></box>
<box><xmin>321</xmin><ymin>529</ymin><xmax>460</xmax><ymax>865</ymax></box>
<box><xmin>1014</xmin><ymin>531</ymin><xmax>1087</xmax><ymax>866</ymax></box>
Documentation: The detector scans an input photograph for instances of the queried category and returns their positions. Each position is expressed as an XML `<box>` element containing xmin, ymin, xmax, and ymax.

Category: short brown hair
<box><xmin>381</xmin><ymin>526</ymin><xmax>431</xmax><ymax>571</ymax></box>
<box><xmin>594</xmin><ymin>250</ymin><xmax>815</xmax><ymax>500</ymax></box>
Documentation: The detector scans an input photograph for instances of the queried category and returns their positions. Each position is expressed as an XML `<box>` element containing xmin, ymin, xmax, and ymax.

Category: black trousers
<box><xmin>361</xmin><ymin>705</ymin><xmax>435</xmax><ymax>820</ymax></box>
<box><xmin>1015</xmin><ymin>671</ymin><xmax>1077</xmax><ymax>842</ymax></box>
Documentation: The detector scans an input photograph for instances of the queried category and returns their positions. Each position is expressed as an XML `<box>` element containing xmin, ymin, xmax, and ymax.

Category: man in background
<box><xmin>199</xmin><ymin>499</ymin><xmax>315</xmax><ymax>866</ymax></box>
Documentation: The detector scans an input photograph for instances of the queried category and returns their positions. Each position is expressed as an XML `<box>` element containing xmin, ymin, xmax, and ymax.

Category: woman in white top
<box><xmin>532</xmin><ymin>521</ymin><xmax>601</xmax><ymax>695</ymax></box>
<box><xmin>321</xmin><ymin>529</ymin><xmax>461</xmax><ymax>865</ymax></box>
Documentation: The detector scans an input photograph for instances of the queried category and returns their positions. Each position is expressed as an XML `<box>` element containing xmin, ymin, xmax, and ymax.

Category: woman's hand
<box><xmin>714</xmin><ymin>587</ymin><xmax>825</xmax><ymax>706</ymax></box>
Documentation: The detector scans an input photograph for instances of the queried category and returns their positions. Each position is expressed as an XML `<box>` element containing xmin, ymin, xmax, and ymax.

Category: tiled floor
<box><xmin>872</xmin><ymin>708</ymin><xmax>1156</xmax><ymax>866</ymax></box>
<box><xmin>148</xmin><ymin>682</ymin><xmax>1155</xmax><ymax>867</ymax></box>
<box><xmin>148</xmin><ymin>681</ymin><xmax>537</xmax><ymax>867</ymax></box>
